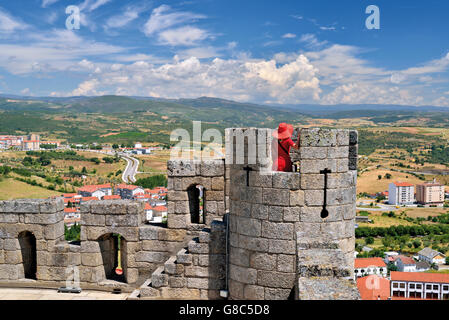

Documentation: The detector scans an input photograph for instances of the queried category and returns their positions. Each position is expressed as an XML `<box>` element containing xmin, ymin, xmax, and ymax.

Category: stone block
<box><xmin>300</xmin><ymin>128</ymin><xmax>337</xmax><ymax>147</ymax></box>
<box><xmin>230</xmin><ymin>264</ymin><xmax>257</xmax><ymax>285</ymax></box>
<box><xmin>200</xmin><ymin>160</ymin><xmax>225</xmax><ymax>177</ymax></box>
<box><xmin>300</xmin><ymin>174</ymin><xmax>324</xmax><ymax>190</ymax></box>
<box><xmin>82</xmin><ymin>214</ymin><xmax>106</xmax><ymax>226</ymax></box>
<box><xmin>169</xmin><ymin>276</ymin><xmax>187</xmax><ymax>288</ymax></box>
<box><xmin>237</xmin><ymin>217</ymin><xmax>261</xmax><ymax>237</ymax></box>
<box><xmin>262</xmin><ymin>188</ymin><xmax>290</xmax><ymax>206</ymax></box>
<box><xmin>167</xmin><ymin>160</ymin><xmax>199</xmax><ymax>177</ymax></box>
<box><xmin>277</xmin><ymin>254</ymin><xmax>295</xmax><ymax>273</ymax></box>
<box><xmin>268</xmin><ymin>239</ymin><xmax>296</xmax><ymax>254</ymax></box>
<box><xmin>328</xmin><ymin>146</ymin><xmax>349</xmax><ymax>159</ymax></box>
<box><xmin>304</xmin><ymin>190</ymin><xmax>324</xmax><ymax>206</ymax></box>
<box><xmin>136</xmin><ymin>251</ymin><xmax>167</xmax><ymax>263</ymax></box>
<box><xmin>249</xmin><ymin>252</ymin><xmax>276</xmax><ymax>271</ymax></box>
<box><xmin>261</xmin><ymin>221</ymin><xmax>294</xmax><ymax>240</ymax></box>
<box><xmin>283</xmin><ymin>207</ymin><xmax>301</xmax><ymax>222</ymax></box>
<box><xmin>299</xmin><ymin>147</ymin><xmax>327</xmax><ymax>159</ymax></box>
<box><xmin>272</xmin><ymin>172</ymin><xmax>300</xmax><ymax>190</ymax></box>
<box><xmin>106</xmin><ymin>214</ymin><xmax>139</xmax><ymax>227</ymax></box>
<box><xmin>81</xmin><ymin>252</ymin><xmax>103</xmax><ymax>267</ymax></box>
<box><xmin>264</xmin><ymin>288</ymin><xmax>291</xmax><ymax>300</ymax></box>
<box><xmin>244</xmin><ymin>285</ymin><xmax>265</xmax><ymax>300</ymax></box>
<box><xmin>257</xmin><ymin>271</ymin><xmax>295</xmax><ymax>289</ymax></box>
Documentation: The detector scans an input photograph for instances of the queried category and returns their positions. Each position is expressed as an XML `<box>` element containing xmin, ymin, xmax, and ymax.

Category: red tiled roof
<box><xmin>152</xmin><ymin>206</ymin><xmax>167</xmax><ymax>212</ymax></box>
<box><xmin>64</xmin><ymin>208</ymin><xmax>78</xmax><ymax>213</ymax></box>
<box><xmin>391</xmin><ymin>271</ymin><xmax>449</xmax><ymax>283</ymax></box>
<box><xmin>81</xmin><ymin>197</ymin><xmax>99</xmax><ymax>202</ymax></box>
<box><xmin>103</xmin><ymin>195</ymin><xmax>121</xmax><ymax>200</ymax></box>
<box><xmin>357</xmin><ymin>276</ymin><xmax>390</xmax><ymax>300</ymax></box>
<box><xmin>63</xmin><ymin>193</ymin><xmax>77</xmax><ymax>198</ymax></box>
<box><xmin>115</xmin><ymin>184</ymin><xmax>141</xmax><ymax>190</ymax></box>
<box><xmin>144</xmin><ymin>203</ymin><xmax>152</xmax><ymax>210</ymax></box>
<box><xmin>355</xmin><ymin>258</ymin><xmax>387</xmax><ymax>269</ymax></box>
<box><xmin>78</xmin><ymin>184</ymin><xmax>112</xmax><ymax>193</ymax></box>
<box><xmin>64</xmin><ymin>198</ymin><xmax>80</xmax><ymax>203</ymax></box>
<box><xmin>393</xmin><ymin>182</ymin><xmax>414</xmax><ymax>187</ymax></box>
<box><xmin>397</xmin><ymin>255</ymin><xmax>416</xmax><ymax>265</ymax></box>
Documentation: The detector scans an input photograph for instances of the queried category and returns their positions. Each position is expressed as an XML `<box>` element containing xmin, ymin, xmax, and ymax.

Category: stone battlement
<box><xmin>0</xmin><ymin>127</ymin><xmax>360</xmax><ymax>300</ymax></box>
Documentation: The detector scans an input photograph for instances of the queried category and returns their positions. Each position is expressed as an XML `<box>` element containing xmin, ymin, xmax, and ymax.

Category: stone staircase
<box><xmin>129</xmin><ymin>220</ymin><xmax>227</xmax><ymax>300</ymax></box>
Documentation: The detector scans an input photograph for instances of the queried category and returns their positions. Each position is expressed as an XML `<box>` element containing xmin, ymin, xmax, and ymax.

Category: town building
<box><xmin>418</xmin><ymin>247</ymin><xmax>446</xmax><ymax>265</ymax></box>
<box><xmin>416</xmin><ymin>180</ymin><xmax>445</xmax><ymax>206</ymax></box>
<box><xmin>115</xmin><ymin>184</ymin><xmax>145</xmax><ymax>199</ymax></box>
<box><xmin>354</xmin><ymin>257</ymin><xmax>387</xmax><ymax>279</ymax></box>
<box><xmin>394</xmin><ymin>255</ymin><xmax>417</xmax><ymax>272</ymax></box>
<box><xmin>390</xmin><ymin>272</ymin><xmax>449</xmax><ymax>300</ymax></box>
<box><xmin>388</xmin><ymin>182</ymin><xmax>415</xmax><ymax>205</ymax></box>
<box><xmin>78</xmin><ymin>184</ymin><xmax>112</xmax><ymax>199</ymax></box>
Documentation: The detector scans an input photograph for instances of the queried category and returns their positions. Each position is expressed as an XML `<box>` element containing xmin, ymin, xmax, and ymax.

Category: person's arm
<box><xmin>292</xmin><ymin>133</ymin><xmax>300</xmax><ymax>150</ymax></box>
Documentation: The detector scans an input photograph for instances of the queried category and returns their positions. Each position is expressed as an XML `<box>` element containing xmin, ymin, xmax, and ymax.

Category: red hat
<box><xmin>273</xmin><ymin>123</ymin><xmax>294</xmax><ymax>139</ymax></box>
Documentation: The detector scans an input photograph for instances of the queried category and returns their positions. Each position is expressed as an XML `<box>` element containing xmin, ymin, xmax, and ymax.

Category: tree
<box><xmin>378</xmin><ymin>175</ymin><xmax>382</xmax><ymax>180</ymax></box>
<box><xmin>112</xmin><ymin>144</ymin><xmax>119</xmax><ymax>149</ymax></box>
<box><xmin>134</xmin><ymin>175</ymin><xmax>167</xmax><ymax>189</ymax></box>
<box><xmin>446</xmin><ymin>257</ymin><xmax>449</xmax><ymax>265</ymax></box>
<box><xmin>365</xmin><ymin>237</ymin><xmax>374</xmax><ymax>245</ymax></box>
<box><xmin>82</xmin><ymin>167</ymin><xmax>87</xmax><ymax>174</ymax></box>
<box><xmin>384</xmin><ymin>173</ymin><xmax>392</xmax><ymax>179</ymax></box>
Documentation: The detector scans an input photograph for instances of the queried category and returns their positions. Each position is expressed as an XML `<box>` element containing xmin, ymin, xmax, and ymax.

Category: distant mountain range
<box><xmin>1</xmin><ymin>94</ymin><xmax>448</xmax><ymax>117</ymax></box>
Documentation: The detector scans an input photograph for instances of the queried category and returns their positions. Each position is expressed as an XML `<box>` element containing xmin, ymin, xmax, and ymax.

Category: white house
<box><xmin>418</xmin><ymin>247</ymin><xmax>446</xmax><ymax>265</ymax></box>
<box><xmin>115</xmin><ymin>184</ymin><xmax>145</xmax><ymax>199</ymax></box>
<box><xmin>78</xmin><ymin>184</ymin><xmax>112</xmax><ymax>199</ymax></box>
<box><xmin>391</xmin><ymin>272</ymin><xmax>449</xmax><ymax>300</ymax></box>
<box><xmin>388</xmin><ymin>182</ymin><xmax>415</xmax><ymax>205</ymax></box>
<box><xmin>354</xmin><ymin>258</ymin><xmax>388</xmax><ymax>279</ymax></box>
<box><xmin>395</xmin><ymin>255</ymin><xmax>417</xmax><ymax>272</ymax></box>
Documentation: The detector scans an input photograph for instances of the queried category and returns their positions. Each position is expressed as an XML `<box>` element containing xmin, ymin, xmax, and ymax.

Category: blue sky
<box><xmin>0</xmin><ymin>0</ymin><xmax>448</xmax><ymax>106</ymax></box>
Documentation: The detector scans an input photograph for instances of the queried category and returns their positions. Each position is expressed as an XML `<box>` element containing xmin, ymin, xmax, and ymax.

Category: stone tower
<box><xmin>226</xmin><ymin>127</ymin><xmax>360</xmax><ymax>299</ymax></box>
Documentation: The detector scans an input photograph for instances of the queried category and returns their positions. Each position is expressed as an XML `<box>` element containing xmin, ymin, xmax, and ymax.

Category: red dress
<box><xmin>272</xmin><ymin>138</ymin><xmax>295</xmax><ymax>172</ymax></box>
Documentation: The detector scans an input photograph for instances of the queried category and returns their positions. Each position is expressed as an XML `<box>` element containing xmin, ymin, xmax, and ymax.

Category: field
<box><xmin>357</xmin><ymin>168</ymin><xmax>425</xmax><ymax>194</ymax></box>
<box><xmin>0</xmin><ymin>178</ymin><xmax>62</xmax><ymax>200</ymax></box>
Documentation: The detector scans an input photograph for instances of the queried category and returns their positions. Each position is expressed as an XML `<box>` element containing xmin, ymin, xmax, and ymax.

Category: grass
<box><xmin>357</xmin><ymin>168</ymin><xmax>425</xmax><ymax>194</ymax></box>
<box><xmin>0</xmin><ymin>178</ymin><xmax>61</xmax><ymax>200</ymax></box>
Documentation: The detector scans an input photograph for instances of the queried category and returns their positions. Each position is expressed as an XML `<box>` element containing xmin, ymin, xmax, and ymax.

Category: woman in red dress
<box><xmin>272</xmin><ymin>123</ymin><xmax>300</xmax><ymax>172</ymax></box>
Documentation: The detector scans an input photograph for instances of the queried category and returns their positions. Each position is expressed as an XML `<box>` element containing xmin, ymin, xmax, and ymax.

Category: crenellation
<box><xmin>0</xmin><ymin>126</ymin><xmax>359</xmax><ymax>300</ymax></box>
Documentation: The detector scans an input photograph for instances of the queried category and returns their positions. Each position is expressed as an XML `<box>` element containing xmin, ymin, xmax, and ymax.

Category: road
<box><xmin>120</xmin><ymin>153</ymin><xmax>139</xmax><ymax>184</ymax></box>
<box><xmin>79</xmin><ymin>149</ymin><xmax>140</xmax><ymax>184</ymax></box>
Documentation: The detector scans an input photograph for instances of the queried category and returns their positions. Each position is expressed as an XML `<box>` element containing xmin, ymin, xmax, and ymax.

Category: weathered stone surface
<box><xmin>249</xmin><ymin>253</ymin><xmax>276</xmax><ymax>271</ymax></box>
<box><xmin>297</xmin><ymin>277</ymin><xmax>360</xmax><ymax>300</ymax></box>
<box><xmin>261</xmin><ymin>221</ymin><xmax>294</xmax><ymax>240</ymax></box>
<box><xmin>200</xmin><ymin>160</ymin><xmax>224</xmax><ymax>177</ymax></box>
<box><xmin>244</xmin><ymin>284</ymin><xmax>265</xmax><ymax>300</ymax></box>
<box><xmin>167</xmin><ymin>160</ymin><xmax>200</xmax><ymax>177</ymax></box>
<box><xmin>230</xmin><ymin>264</ymin><xmax>257</xmax><ymax>285</ymax></box>
<box><xmin>262</xmin><ymin>188</ymin><xmax>289</xmax><ymax>206</ymax></box>
<box><xmin>272</xmin><ymin>172</ymin><xmax>300</xmax><ymax>190</ymax></box>
<box><xmin>257</xmin><ymin>271</ymin><xmax>295</xmax><ymax>289</ymax></box>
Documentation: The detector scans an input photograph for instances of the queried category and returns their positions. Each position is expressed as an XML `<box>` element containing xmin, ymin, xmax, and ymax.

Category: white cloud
<box><xmin>299</xmin><ymin>34</ymin><xmax>328</xmax><ymax>49</ymax></box>
<box><xmin>282</xmin><ymin>33</ymin><xmax>296</xmax><ymax>39</ymax></box>
<box><xmin>157</xmin><ymin>26</ymin><xmax>211</xmax><ymax>46</ymax></box>
<box><xmin>143</xmin><ymin>5</ymin><xmax>205</xmax><ymax>36</ymax></box>
<box><xmin>45</xmin><ymin>11</ymin><xmax>58</xmax><ymax>25</ymax></box>
<box><xmin>58</xmin><ymin>54</ymin><xmax>321</xmax><ymax>104</ymax></box>
<box><xmin>41</xmin><ymin>0</ymin><xmax>59</xmax><ymax>8</ymax></box>
<box><xmin>21</xmin><ymin>88</ymin><xmax>31</xmax><ymax>95</ymax></box>
<box><xmin>105</xmin><ymin>5</ymin><xmax>144</xmax><ymax>29</ymax></box>
<box><xmin>79</xmin><ymin>0</ymin><xmax>112</xmax><ymax>12</ymax></box>
<box><xmin>0</xmin><ymin>29</ymin><xmax>126</xmax><ymax>74</ymax></box>
<box><xmin>0</xmin><ymin>7</ymin><xmax>28</xmax><ymax>33</ymax></box>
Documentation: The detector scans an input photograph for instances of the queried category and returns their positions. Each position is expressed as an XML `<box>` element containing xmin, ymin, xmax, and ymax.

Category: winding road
<box><xmin>120</xmin><ymin>153</ymin><xmax>139</xmax><ymax>184</ymax></box>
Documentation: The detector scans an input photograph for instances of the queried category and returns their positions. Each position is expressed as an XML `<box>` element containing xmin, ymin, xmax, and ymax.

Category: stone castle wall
<box><xmin>0</xmin><ymin>126</ymin><xmax>360</xmax><ymax>300</ymax></box>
